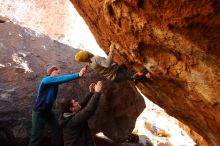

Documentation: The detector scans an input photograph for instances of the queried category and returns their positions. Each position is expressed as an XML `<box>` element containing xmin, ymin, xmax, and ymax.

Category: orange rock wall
<box><xmin>70</xmin><ymin>0</ymin><xmax>220</xmax><ymax>145</ymax></box>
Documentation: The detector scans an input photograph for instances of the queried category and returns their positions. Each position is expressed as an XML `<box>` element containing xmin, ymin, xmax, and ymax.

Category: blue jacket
<box><xmin>33</xmin><ymin>73</ymin><xmax>79</xmax><ymax>112</ymax></box>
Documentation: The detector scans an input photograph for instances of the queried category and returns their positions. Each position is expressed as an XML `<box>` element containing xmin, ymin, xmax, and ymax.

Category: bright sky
<box><xmin>0</xmin><ymin>0</ymin><xmax>107</xmax><ymax>57</ymax></box>
<box><xmin>67</xmin><ymin>3</ymin><xmax>107</xmax><ymax>57</ymax></box>
<box><xmin>135</xmin><ymin>88</ymin><xmax>195</xmax><ymax>146</ymax></box>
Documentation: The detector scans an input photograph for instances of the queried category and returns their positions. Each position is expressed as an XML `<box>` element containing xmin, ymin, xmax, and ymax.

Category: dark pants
<box><xmin>115</xmin><ymin>64</ymin><xmax>134</xmax><ymax>82</ymax></box>
<box><xmin>29</xmin><ymin>110</ymin><xmax>61</xmax><ymax>146</ymax></box>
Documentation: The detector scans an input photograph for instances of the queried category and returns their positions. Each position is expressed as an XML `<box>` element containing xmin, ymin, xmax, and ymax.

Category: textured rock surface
<box><xmin>70</xmin><ymin>0</ymin><xmax>220</xmax><ymax>145</ymax></box>
<box><xmin>0</xmin><ymin>21</ymin><xmax>145</xmax><ymax>145</ymax></box>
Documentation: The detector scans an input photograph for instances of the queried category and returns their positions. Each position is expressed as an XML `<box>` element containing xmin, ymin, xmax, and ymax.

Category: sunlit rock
<box><xmin>70</xmin><ymin>0</ymin><xmax>220</xmax><ymax>145</ymax></box>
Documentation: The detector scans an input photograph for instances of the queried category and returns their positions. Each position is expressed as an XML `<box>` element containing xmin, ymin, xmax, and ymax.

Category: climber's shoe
<box><xmin>131</xmin><ymin>68</ymin><xmax>149</xmax><ymax>81</ymax></box>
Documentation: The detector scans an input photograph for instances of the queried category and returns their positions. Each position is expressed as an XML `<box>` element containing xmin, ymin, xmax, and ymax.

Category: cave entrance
<box><xmin>133</xmin><ymin>88</ymin><xmax>196</xmax><ymax>145</ymax></box>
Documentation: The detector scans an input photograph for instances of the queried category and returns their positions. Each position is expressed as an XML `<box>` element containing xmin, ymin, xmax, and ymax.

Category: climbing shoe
<box><xmin>131</xmin><ymin>68</ymin><xmax>149</xmax><ymax>81</ymax></box>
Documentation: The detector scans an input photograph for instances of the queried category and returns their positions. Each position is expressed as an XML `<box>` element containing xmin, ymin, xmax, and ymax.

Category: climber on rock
<box><xmin>74</xmin><ymin>43</ymin><xmax>149</xmax><ymax>82</ymax></box>
<box><xmin>29</xmin><ymin>64</ymin><xmax>87</xmax><ymax>146</ymax></box>
<box><xmin>152</xmin><ymin>123</ymin><xmax>158</xmax><ymax>136</ymax></box>
<box><xmin>59</xmin><ymin>81</ymin><xmax>103</xmax><ymax>146</ymax></box>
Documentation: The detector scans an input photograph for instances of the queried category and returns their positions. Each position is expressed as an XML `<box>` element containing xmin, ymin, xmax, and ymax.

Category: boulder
<box><xmin>70</xmin><ymin>0</ymin><xmax>220</xmax><ymax>145</ymax></box>
<box><xmin>0</xmin><ymin>21</ymin><xmax>145</xmax><ymax>146</ymax></box>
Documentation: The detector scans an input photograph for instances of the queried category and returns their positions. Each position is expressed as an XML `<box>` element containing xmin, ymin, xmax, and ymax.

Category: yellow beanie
<box><xmin>75</xmin><ymin>50</ymin><xmax>91</xmax><ymax>62</ymax></box>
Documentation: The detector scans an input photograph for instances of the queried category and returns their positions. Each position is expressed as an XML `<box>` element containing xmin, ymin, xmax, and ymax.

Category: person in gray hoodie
<box><xmin>59</xmin><ymin>81</ymin><xmax>103</xmax><ymax>146</ymax></box>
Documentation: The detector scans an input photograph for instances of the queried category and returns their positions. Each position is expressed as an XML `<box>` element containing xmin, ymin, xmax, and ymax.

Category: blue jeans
<box><xmin>29</xmin><ymin>110</ymin><xmax>61</xmax><ymax>146</ymax></box>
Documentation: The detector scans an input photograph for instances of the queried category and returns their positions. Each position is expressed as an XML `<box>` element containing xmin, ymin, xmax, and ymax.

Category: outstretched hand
<box><xmin>79</xmin><ymin>65</ymin><xmax>88</xmax><ymax>77</ymax></box>
<box><xmin>89</xmin><ymin>83</ymin><xmax>96</xmax><ymax>93</ymax></box>
<box><xmin>110</xmin><ymin>43</ymin><xmax>115</xmax><ymax>52</ymax></box>
<box><xmin>94</xmin><ymin>81</ymin><xmax>103</xmax><ymax>93</ymax></box>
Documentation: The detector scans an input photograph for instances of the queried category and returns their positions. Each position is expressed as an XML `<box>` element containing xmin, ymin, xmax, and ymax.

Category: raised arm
<box><xmin>78</xmin><ymin>92</ymin><xmax>93</xmax><ymax>108</ymax></box>
<box><xmin>68</xmin><ymin>81</ymin><xmax>103</xmax><ymax>126</ymax></box>
<box><xmin>69</xmin><ymin>92</ymin><xmax>101</xmax><ymax>126</ymax></box>
<box><xmin>78</xmin><ymin>83</ymin><xmax>96</xmax><ymax>108</ymax></box>
<box><xmin>42</xmin><ymin>66</ymin><xmax>87</xmax><ymax>85</ymax></box>
<box><xmin>42</xmin><ymin>73</ymin><xmax>79</xmax><ymax>85</ymax></box>
<box><xmin>93</xmin><ymin>49</ymin><xmax>114</xmax><ymax>68</ymax></box>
